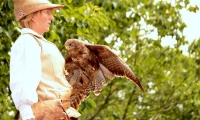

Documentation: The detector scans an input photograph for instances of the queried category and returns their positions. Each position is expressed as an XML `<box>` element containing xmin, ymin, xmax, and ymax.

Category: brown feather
<box><xmin>64</xmin><ymin>39</ymin><xmax>144</xmax><ymax>110</ymax></box>
<box><xmin>65</xmin><ymin>56</ymin><xmax>92</xmax><ymax>109</ymax></box>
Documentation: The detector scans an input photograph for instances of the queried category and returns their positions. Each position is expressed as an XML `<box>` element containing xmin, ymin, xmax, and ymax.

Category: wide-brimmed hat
<box><xmin>13</xmin><ymin>0</ymin><xmax>64</xmax><ymax>21</ymax></box>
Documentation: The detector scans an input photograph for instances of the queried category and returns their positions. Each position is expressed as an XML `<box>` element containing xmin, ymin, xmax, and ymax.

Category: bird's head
<box><xmin>65</xmin><ymin>39</ymin><xmax>81</xmax><ymax>53</ymax></box>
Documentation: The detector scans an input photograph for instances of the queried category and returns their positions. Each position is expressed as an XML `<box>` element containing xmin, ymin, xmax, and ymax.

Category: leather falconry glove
<box><xmin>32</xmin><ymin>99</ymin><xmax>70</xmax><ymax>120</ymax></box>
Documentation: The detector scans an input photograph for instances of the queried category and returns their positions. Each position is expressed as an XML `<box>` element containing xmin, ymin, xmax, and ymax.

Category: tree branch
<box><xmin>122</xmin><ymin>89</ymin><xmax>136</xmax><ymax>119</ymax></box>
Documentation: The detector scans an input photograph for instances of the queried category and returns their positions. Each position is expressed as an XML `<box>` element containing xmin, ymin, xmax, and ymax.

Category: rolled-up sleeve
<box><xmin>10</xmin><ymin>34</ymin><xmax>41</xmax><ymax>119</ymax></box>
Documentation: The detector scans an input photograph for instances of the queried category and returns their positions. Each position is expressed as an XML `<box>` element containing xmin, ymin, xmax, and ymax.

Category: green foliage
<box><xmin>1</xmin><ymin>0</ymin><xmax>200</xmax><ymax>119</ymax></box>
<box><xmin>0</xmin><ymin>0</ymin><xmax>19</xmax><ymax>119</ymax></box>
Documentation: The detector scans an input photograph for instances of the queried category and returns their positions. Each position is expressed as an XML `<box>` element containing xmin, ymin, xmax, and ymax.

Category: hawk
<box><xmin>64</xmin><ymin>39</ymin><xmax>144</xmax><ymax>110</ymax></box>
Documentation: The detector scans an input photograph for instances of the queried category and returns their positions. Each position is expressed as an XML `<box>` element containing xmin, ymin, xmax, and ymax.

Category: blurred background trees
<box><xmin>0</xmin><ymin>0</ymin><xmax>200</xmax><ymax>119</ymax></box>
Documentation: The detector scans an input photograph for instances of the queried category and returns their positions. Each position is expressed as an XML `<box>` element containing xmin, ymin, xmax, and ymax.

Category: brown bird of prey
<box><xmin>64</xmin><ymin>39</ymin><xmax>144</xmax><ymax>109</ymax></box>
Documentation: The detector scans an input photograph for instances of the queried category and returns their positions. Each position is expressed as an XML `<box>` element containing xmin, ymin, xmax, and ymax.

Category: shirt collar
<box><xmin>20</xmin><ymin>28</ymin><xmax>44</xmax><ymax>38</ymax></box>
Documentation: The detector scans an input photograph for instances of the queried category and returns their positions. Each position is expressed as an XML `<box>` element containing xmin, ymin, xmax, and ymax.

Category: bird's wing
<box><xmin>69</xmin><ymin>72</ymin><xmax>91</xmax><ymax>110</ymax></box>
<box><xmin>85</xmin><ymin>44</ymin><xmax>144</xmax><ymax>91</ymax></box>
<box><xmin>65</xmin><ymin>56</ymin><xmax>92</xmax><ymax>110</ymax></box>
<box><xmin>65</xmin><ymin>56</ymin><xmax>82</xmax><ymax>85</ymax></box>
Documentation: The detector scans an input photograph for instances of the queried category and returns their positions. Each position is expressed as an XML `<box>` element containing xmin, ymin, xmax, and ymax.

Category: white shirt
<box><xmin>10</xmin><ymin>28</ymin><xmax>43</xmax><ymax>120</ymax></box>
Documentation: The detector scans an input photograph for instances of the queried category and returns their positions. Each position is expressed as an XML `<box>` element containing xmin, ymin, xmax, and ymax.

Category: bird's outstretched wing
<box><xmin>85</xmin><ymin>44</ymin><xmax>144</xmax><ymax>91</ymax></box>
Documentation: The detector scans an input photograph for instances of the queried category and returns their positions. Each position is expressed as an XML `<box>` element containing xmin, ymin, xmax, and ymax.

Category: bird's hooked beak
<box><xmin>65</xmin><ymin>41</ymin><xmax>70</xmax><ymax>51</ymax></box>
<box><xmin>65</xmin><ymin>45</ymin><xmax>69</xmax><ymax>50</ymax></box>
